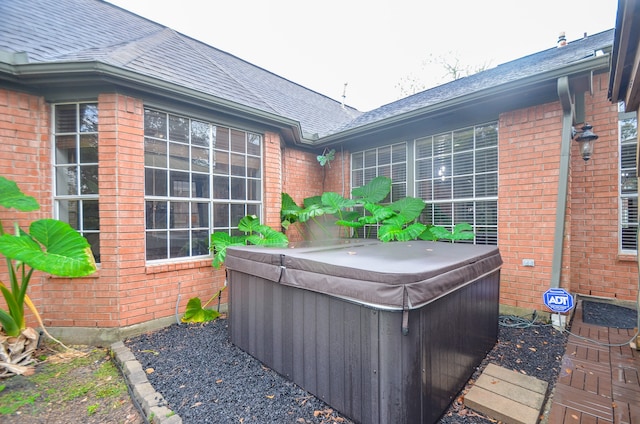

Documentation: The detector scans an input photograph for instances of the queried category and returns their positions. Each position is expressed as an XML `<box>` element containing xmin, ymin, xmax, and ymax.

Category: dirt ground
<box><xmin>0</xmin><ymin>343</ymin><xmax>144</xmax><ymax>424</ymax></box>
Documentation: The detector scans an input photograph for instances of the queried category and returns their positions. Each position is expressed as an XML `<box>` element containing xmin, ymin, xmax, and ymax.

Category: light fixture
<box><xmin>572</xmin><ymin>123</ymin><xmax>599</xmax><ymax>161</ymax></box>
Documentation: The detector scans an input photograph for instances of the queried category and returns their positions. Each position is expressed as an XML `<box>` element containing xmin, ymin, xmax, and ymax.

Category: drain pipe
<box><xmin>550</xmin><ymin>76</ymin><xmax>574</xmax><ymax>289</ymax></box>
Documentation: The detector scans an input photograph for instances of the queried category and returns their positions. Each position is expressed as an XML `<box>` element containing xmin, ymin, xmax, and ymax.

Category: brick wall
<box><xmin>498</xmin><ymin>72</ymin><xmax>638</xmax><ymax>310</ymax></box>
<box><xmin>498</xmin><ymin>101</ymin><xmax>567</xmax><ymax>310</ymax></box>
<box><xmin>0</xmin><ymin>88</ymin><xmax>51</xmax><ymax>325</ymax></box>
<box><xmin>569</xmin><ymin>73</ymin><xmax>637</xmax><ymax>300</ymax></box>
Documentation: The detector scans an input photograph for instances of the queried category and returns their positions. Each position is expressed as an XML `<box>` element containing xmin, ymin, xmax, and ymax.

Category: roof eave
<box><xmin>0</xmin><ymin>60</ymin><xmax>318</xmax><ymax>147</ymax></box>
<box><xmin>315</xmin><ymin>54</ymin><xmax>611</xmax><ymax>146</ymax></box>
<box><xmin>608</xmin><ymin>0</ymin><xmax>640</xmax><ymax>110</ymax></box>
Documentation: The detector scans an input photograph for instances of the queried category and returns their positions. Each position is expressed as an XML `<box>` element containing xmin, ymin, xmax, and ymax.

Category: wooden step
<box><xmin>464</xmin><ymin>363</ymin><xmax>549</xmax><ymax>424</ymax></box>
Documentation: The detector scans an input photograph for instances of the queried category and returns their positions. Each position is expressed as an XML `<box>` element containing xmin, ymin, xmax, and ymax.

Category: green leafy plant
<box><xmin>0</xmin><ymin>176</ymin><xmax>97</xmax><ymax>338</ymax></box>
<box><xmin>316</xmin><ymin>148</ymin><xmax>335</xmax><ymax>167</ymax></box>
<box><xmin>281</xmin><ymin>176</ymin><xmax>474</xmax><ymax>243</ymax></box>
<box><xmin>211</xmin><ymin>215</ymin><xmax>289</xmax><ymax>269</ymax></box>
<box><xmin>180</xmin><ymin>215</ymin><xmax>288</xmax><ymax>323</ymax></box>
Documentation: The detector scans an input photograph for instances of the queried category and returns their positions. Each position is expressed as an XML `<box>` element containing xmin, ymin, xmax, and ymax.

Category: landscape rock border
<box><xmin>111</xmin><ymin>341</ymin><xmax>182</xmax><ymax>424</ymax></box>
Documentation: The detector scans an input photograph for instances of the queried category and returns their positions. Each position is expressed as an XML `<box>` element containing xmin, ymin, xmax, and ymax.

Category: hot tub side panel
<box><xmin>375</xmin><ymin>270</ymin><xmax>499</xmax><ymax>423</ymax></box>
<box><xmin>228</xmin><ymin>271</ymin><xmax>381</xmax><ymax>423</ymax></box>
<box><xmin>228</xmin><ymin>269</ymin><xmax>499</xmax><ymax>424</ymax></box>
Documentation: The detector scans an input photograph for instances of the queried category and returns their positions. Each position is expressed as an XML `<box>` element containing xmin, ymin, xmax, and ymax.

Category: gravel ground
<box><xmin>125</xmin><ymin>313</ymin><xmax>569</xmax><ymax>424</ymax></box>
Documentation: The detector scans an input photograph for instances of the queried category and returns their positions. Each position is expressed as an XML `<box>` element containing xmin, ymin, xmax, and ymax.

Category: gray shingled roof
<box><xmin>0</xmin><ymin>0</ymin><xmax>614</xmax><ymax>144</ymax></box>
<box><xmin>0</xmin><ymin>0</ymin><xmax>360</xmax><ymax>139</ymax></box>
<box><xmin>337</xmin><ymin>29</ymin><xmax>614</xmax><ymax>133</ymax></box>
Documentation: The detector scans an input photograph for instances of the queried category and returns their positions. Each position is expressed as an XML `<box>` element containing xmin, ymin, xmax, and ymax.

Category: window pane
<box><xmin>82</xmin><ymin>200</ymin><xmax>100</xmax><ymax>230</ymax></box>
<box><xmin>213</xmin><ymin>150</ymin><xmax>229</xmax><ymax>175</ymax></box>
<box><xmin>352</xmin><ymin>170</ymin><xmax>363</xmax><ymax>188</ymax></box>
<box><xmin>247</xmin><ymin>133</ymin><xmax>261</xmax><ymax>156</ymax></box>
<box><xmin>246</xmin><ymin>204</ymin><xmax>259</xmax><ymax>217</ymax></box>
<box><xmin>247</xmin><ymin>179</ymin><xmax>261</xmax><ymax>201</ymax></box>
<box><xmin>453</xmin><ymin>176</ymin><xmax>473</xmax><ymax>198</ymax></box>
<box><xmin>191</xmin><ymin>146</ymin><xmax>209</xmax><ymax>172</ymax></box>
<box><xmin>415</xmin><ymin>137</ymin><xmax>432</xmax><ymax>159</ymax></box>
<box><xmin>55</xmin><ymin>104</ymin><xmax>77</xmax><ymax>133</ymax></box>
<box><xmin>144</xmin><ymin>109</ymin><xmax>167</xmax><ymax>138</ymax></box>
<box><xmin>247</xmin><ymin>156</ymin><xmax>261</xmax><ymax>178</ymax></box>
<box><xmin>454</xmin><ymin>202</ymin><xmax>474</xmax><ymax>223</ymax></box>
<box><xmin>84</xmin><ymin>232</ymin><xmax>100</xmax><ymax>263</ymax></box>
<box><xmin>213</xmin><ymin>203</ymin><xmax>229</xmax><ymax>228</ymax></box>
<box><xmin>476</xmin><ymin>123</ymin><xmax>498</xmax><ymax>148</ymax></box>
<box><xmin>476</xmin><ymin>201</ymin><xmax>498</xmax><ymax>226</ymax></box>
<box><xmin>453</xmin><ymin>128</ymin><xmax>474</xmax><ymax>152</ymax></box>
<box><xmin>415</xmin><ymin>180</ymin><xmax>432</xmax><ymax>199</ymax></box>
<box><xmin>192</xmin><ymin>202</ymin><xmax>209</xmax><ymax>228</ymax></box>
<box><xmin>170</xmin><ymin>202</ymin><xmax>190</xmax><ymax>229</ymax></box>
<box><xmin>392</xmin><ymin>163</ymin><xmax>406</xmax><ymax>182</ymax></box>
<box><xmin>434</xmin><ymin>204</ymin><xmax>452</xmax><ymax>226</ymax></box>
<box><xmin>170</xmin><ymin>171</ymin><xmax>190</xmax><ymax>197</ymax></box>
<box><xmin>477</xmin><ymin>173</ymin><xmax>498</xmax><ymax>197</ymax></box>
<box><xmin>476</xmin><ymin>148</ymin><xmax>498</xmax><ymax>173</ymax></box>
<box><xmin>79</xmin><ymin>104</ymin><xmax>98</xmax><ymax>132</ymax></box>
<box><xmin>146</xmin><ymin>201</ymin><xmax>168</xmax><ymax>229</ymax></box>
<box><xmin>146</xmin><ymin>232</ymin><xmax>167</xmax><ymax>260</ymax></box>
<box><xmin>169</xmin><ymin>115</ymin><xmax>189</xmax><ymax>143</ymax></box>
<box><xmin>215</xmin><ymin>126</ymin><xmax>229</xmax><ymax>150</ymax></box>
<box><xmin>145</xmin><ymin>138</ymin><xmax>167</xmax><ymax>167</ymax></box>
<box><xmin>453</xmin><ymin>152</ymin><xmax>473</xmax><ymax>176</ymax></box>
<box><xmin>392</xmin><ymin>143</ymin><xmax>406</xmax><ymax>162</ymax></box>
<box><xmin>192</xmin><ymin>173</ymin><xmax>210</xmax><ymax>198</ymax></box>
<box><xmin>230</xmin><ymin>129</ymin><xmax>245</xmax><ymax>153</ymax></box>
<box><xmin>191</xmin><ymin>120</ymin><xmax>210</xmax><ymax>146</ymax></box>
<box><xmin>231</xmin><ymin>153</ymin><xmax>246</xmax><ymax>176</ymax></box>
<box><xmin>192</xmin><ymin>230</ymin><xmax>210</xmax><ymax>256</ymax></box>
<box><xmin>56</xmin><ymin>166</ymin><xmax>77</xmax><ymax>195</ymax></box>
<box><xmin>79</xmin><ymin>134</ymin><xmax>98</xmax><ymax>163</ymax></box>
<box><xmin>231</xmin><ymin>177</ymin><xmax>246</xmax><ymax>200</ymax></box>
<box><xmin>80</xmin><ymin>165</ymin><xmax>98</xmax><ymax>195</ymax></box>
<box><xmin>352</xmin><ymin>152</ymin><xmax>363</xmax><ymax>169</ymax></box>
<box><xmin>433</xmin><ymin>133</ymin><xmax>451</xmax><ymax>156</ymax></box>
<box><xmin>145</xmin><ymin>168</ymin><xmax>167</xmax><ymax>196</ymax></box>
<box><xmin>213</xmin><ymin>176</ymin><xmax>229</xmax><ymax>199</ymax></box>
<box><xmin>55</xmin><ymin>135</ymin><xmax>76</xmax><ymax>164</ymax></box>
<box><xmin>58</xmin><ymin>200</ymin><xmax>80</xmax><ymax>229</ymax></box>
<box><xmin>364</xmin><ymin>150</ymin><xmax>376</xmax><ymax>168</ymax></box>
<box><xmin>169</xmin><ymin>142</ymin><xmax>189</xmax><ymax>170</ymax></box>
<box><xmin>230</xmin><ymin>204</ymin><xmax>246</xmax><ymax>227</ymax></box>
<box><xmin>621</xmin><ymin>118</ymin><xmax>638</xmax><ymax>142</ymax></box>
<box><xmin>378</xmin><ymin>146</ymin><xmax>391</xmax><ymax>165</ymax></box>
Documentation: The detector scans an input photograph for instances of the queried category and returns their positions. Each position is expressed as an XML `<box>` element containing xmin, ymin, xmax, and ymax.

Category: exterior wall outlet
<box><xmin>522</xmin><ymin>259</ymin><xmax>535</xmax><ymax>267</ymax></box>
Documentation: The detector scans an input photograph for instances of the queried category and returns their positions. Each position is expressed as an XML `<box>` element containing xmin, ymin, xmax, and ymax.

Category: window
<box><xmin>619</xmin><ymin>103</ymin><xmax>638</xmax><ymax>253</ymax></box>
<box><xmin>351</xmin><ymin>122</ymin><xmax>498</xmax><ymax>245</ymax></box>
<box><xmin>351</xmin><ymin>143</ymin><xmax>407</xmax><ymax>202</ymax></box>
<box><xmin>415</xmin><ymin>123</ymin><xmax>498</xmax><ymax>244</ymax></box>
<box><xmin>351</xmin><ymin>143</ymin><xmax>407</xmax><ymax>237</ymax></box>
<box><xmin>144</xmin><ymin>109</ymin><xmax>262</xmax><ymax>261</ymax></box>
<box><xmin>53</xmin><ymin>103</ymin><xmax>100</xmax><ymax>262</ymax></box>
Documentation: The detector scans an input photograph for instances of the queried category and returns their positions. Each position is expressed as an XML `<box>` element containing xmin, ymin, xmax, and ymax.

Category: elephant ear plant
<box><xmin>0</xmin><ymin>176</ymin><xmax>96</xmax><ymax>377</ymax></box>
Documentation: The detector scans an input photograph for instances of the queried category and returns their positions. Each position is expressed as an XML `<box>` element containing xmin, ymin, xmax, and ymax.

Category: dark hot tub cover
<box><xmin>225</xmin><ymin>240</ymin><xmax>502</xmax><ymax>311</ymax></box>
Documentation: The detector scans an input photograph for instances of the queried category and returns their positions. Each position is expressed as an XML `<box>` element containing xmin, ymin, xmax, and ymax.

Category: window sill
<box><xmin>145</xmin><ymin>258</ymin><xmax>214</xmax><ymax>274</ymax></box>
<box><xmin>618</xmin><ymin>253</ymin><xmax>638</xmax><ymax>263</ymax></box>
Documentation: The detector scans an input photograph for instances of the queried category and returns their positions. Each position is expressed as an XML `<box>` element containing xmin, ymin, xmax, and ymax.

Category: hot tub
<box><xmin>225</xmin><ymin>240</ymin><xmax>502</xmax><ymax>424</ymax></box>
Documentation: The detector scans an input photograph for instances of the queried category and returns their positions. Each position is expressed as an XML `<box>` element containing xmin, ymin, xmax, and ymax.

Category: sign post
<box><xmin>543</xmin><ymin>288</ymin><xmax>574</xmax><ymax>329</ymax></box>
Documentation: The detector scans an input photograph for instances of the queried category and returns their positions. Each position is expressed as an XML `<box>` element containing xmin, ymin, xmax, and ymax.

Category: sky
<box><xmin>107</xmin><ymin>0</ymin><xmax>619</xmax><ymax>111</ymax></box>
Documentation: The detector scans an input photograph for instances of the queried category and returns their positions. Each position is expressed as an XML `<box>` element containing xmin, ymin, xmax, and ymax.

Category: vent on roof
<box><xmin>557</xmin><ymin>32</ymin><xmax>567</xmax><ymax>48</ymax></box>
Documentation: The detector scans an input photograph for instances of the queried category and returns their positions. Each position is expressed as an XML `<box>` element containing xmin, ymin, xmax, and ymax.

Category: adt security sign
<box><xmin>543</xmin><ymin>288</ymin><xmax>574</xmax><ymax>313</ymax></box>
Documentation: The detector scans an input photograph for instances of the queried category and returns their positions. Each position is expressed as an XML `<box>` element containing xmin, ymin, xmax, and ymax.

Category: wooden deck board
<box><xmin>547</xmin><ymin>299</ymin><xmax>640</xmax><ymax>424</ymax></box>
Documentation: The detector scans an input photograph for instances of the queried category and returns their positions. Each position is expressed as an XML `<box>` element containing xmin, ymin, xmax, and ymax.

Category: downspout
<box><xmin>550</xmin><ymin>76</ymin><xmax>574</xmax><ymax>288</ymax></box>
